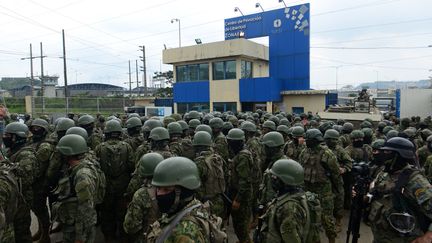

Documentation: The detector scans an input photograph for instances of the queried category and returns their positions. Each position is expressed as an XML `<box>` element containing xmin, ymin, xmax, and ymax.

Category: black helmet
<box><xmin>380</xmin><ymin>137</ymin><xmax>415</xmax><ymax>160</ymax></box>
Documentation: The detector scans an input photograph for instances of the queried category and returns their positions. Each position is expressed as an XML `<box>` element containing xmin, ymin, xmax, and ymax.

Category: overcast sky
<box><xmin>1</xmin><ymin>0</ymin><xmax>431</xmax><ymax>89</ymax></box>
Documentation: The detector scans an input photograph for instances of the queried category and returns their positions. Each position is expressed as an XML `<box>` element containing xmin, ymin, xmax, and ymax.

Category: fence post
<box><xmin>97</xmin><ymin>98</ymin><xmax>100</xmax><ymax>113</ymax></box>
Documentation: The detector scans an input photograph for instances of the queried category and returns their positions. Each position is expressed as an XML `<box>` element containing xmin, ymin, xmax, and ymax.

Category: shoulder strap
<box><xmin>299</xmin><ymin>195</ymin><xmax>311</xmax><ymax>243</ymax></box>
<box><xmin>361</xmin><ymin>147</ymin><xmax>369</xmax><ymax>162</ymax></box>
<box><xmin>156</xmin><ymin>203</ymin><xmax>202</xmax><ymax>243</ymax></box>
<box><xmin>394</xmin><ymin>168</ymin><xmax>417</xmax><ymax>193</ymax></box>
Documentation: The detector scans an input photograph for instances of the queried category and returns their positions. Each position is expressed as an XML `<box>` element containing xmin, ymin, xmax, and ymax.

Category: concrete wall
<box><xmin>281</xmin><ymin>94</ymin><xmax>326</xmax><ymax>114</ymax></box>
<box><xmin>399</xmin><ymin>89</ymin><xmax>432</xmax><ymax>118</ymax></box>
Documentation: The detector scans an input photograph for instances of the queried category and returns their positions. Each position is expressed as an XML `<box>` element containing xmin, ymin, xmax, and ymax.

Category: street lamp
<box><xmin>278</xmin><ymin>0</ymin><xmax>287</xmax><ymax>7</ymax></box>
<box><xmin>234</xmin><ymin>7</ymin><xmax>244</xmax><ymax>16</ymax></box>
<box><xmin>255</xmin><ymin>3</ymin><xmax>265</xmax><ymax>12</ymax></box>
<box><xmin>171</xmin><ymin>18</ymin><xmax>181</xmax><ymax>47</ymax></box>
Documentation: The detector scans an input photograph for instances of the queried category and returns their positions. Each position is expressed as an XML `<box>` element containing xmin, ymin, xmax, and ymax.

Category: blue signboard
<box><xmin>225</xmin><ymin>4</ymin><xmax>310</xmax><ymax>101</ymax></box>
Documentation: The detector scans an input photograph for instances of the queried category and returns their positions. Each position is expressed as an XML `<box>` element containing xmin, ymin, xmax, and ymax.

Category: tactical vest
<box><xmin>302</xmin><ymin>149</ymin><xmax>328</xmax><ymax>184</ymax></box>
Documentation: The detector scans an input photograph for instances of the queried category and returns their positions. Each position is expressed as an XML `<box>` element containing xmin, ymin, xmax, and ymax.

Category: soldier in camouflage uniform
<box><xmin>339</xmin><ymin>122</ymin><xmax>354</xmax><ymax>148</ymax></box>
<box><xmin>375</xmin><ymin>121</ymin><xmax>387</xmax><ymax>140</ymax></box>
<box><xmin>417</xmin><ymin>129</ymin><xmax>432</xmax><ymax>167</ymax></box>
<box><xmin>78</xmin><ymin>114</ymin><xmax>102</xmax><ymax>150</ymax></box>
<box><xmin>2</xmin><ymin>122</ymin><xmax>37</xmax><ymax>243</ymax></box>
<box><xmin>364</xmin><ymin>137</ymin><xmax>432</xmax><ymax>243</ymax></box>
<box><xmin>95</xmin><ymin>120</ymin><xmax>135</xmax><ymax>242</ymax></box>
<box><xmin>261</xmin><ymin>120</ymin><xmax>276</xmax><ymax>136</ymax></box>
<box><xmin>188</xmin><ymin>119</ymin><xmax>201</xmax><ymax>137</ymax></box>
<box><xmin>53</xmin><ymin>134</ymin><xmax>99</xmax><ymax>243</ymax></box>
<box><xmin>149</xmin><ymin>127</ymin><xmax>173</xmax><ymax>159</ymax></box>
<box><xmin>346</xmin><ymin>130</ymin><xmax>373</xmax><ymax>163</ymax></box>
<box><xmin>257</xmin><ymin>159</ymin><xmax>321</xmax><ymax>243</ymax></box>
<box><xmin>222</xmin><ymin>121</ymin><xmax>233</xmax><ymax>136</ymax></box>
<box><xmin>210</xmin><ymin>118</ymin><xmax>230</xmax><ymax>163</ymax></box>
<box><xmin>227</xmin><ymin>128</ymin><xmax>254</xmax><ymax>243</ymax></box>
<box><xmin>135</xmin><ymin>119</ymin><xmax>163</xmax><ymax>163</ymax></box>
<box><xmin>423</xmin><ymin>136</ymin><xmax>432</xmax><ymax>181</ymax></box>
<box><xmin>299</xmin><ymin>129</ymin><xmax>341</xmax><ymax>243</ymax></box>
<box><xmin>29</xmin><ymin>118</ymin><xmax>55</xmax><ymax>243</ymax></box>
<box><xmin>167</xmin><ymin>122</ymin><xmax>183</xmax><ymax>156</ymax></box>
<box><xmin>324</xmin><ymin>129</ymin><xmax>352</xmax><ymax>231</ymax></box>
<box><xmin>124</xmin><ymin>117</ymin><xmax>144</xmax><ymax>150</ymax></box>
<box><xmin>285</xmin><ymin>126</ymin><xmax>306</xmax><ymax>161</ymax></box>
<box><xmin>177</xmin><ymin>120</ymin><xmax>195</xmax><ymax>160</ymax></box>
<box><xmin>124</xmin><ymin>153</ymin><xmax>164</xmax><ymax>243</ymax></box>
<box><xmin>192</xmin><ymin>131</ymin><xmax>226</xmax><ymax>218</ymax></box>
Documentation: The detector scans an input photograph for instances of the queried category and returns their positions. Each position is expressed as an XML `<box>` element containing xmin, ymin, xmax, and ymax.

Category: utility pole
<box><xmin>39</xmin><ymin>42</ymin><xmax>47</xmax><ymax>113</ymax></box>
<box><xmin>62</xmin><ymin>29</ymin><xmax>69</xmax><ymax>114</ymax></box>
<box><xmin>135</xmin><ymin>60</ymin><xmax>140</xmax><ymax>96</ymax></box>
<box><xmin>125</xmin><ymin>60</ymin><xmax>132</xmax><ymax>98</ymax></box>
<box><xmin>21</xmin><ymin>44</ymin><xmax>36</xmax><ymax>116</ymax></box>
<box><xmin>139</xmin><ymin>45</ymin><xmax>147</xmax><ymax>97</ymax></box>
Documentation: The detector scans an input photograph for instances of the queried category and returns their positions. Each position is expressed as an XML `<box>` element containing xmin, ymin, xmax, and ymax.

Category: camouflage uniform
<box><xmin>285</xmin><ymin>141</ymin><xmax>305</xmax><ymax>162</ymax></box>
<box><xmin>245</xmin><ymin>136</ymin><xmax>265</xmax><ymax>216</ymax></box>
<box><xmin>151</xmin><ymin>148</ymin><xmax>173</xmax><ymax>160</ymax></box>
<box><xmin>424</xmin><ymin>155</ymin><xmax>432</xmax><ymax>181</ymax></box>
<box><xmin>168</xmin><ymin>138</ymin><xmax>182</xmax><ymax>156</ymax></box>
<box><xmin>346</xmin><ymin>144</ymin><xmax>373</xmax><ymax>163</ymax></box>
<box><xmin>259</xmin><ymin>151</ymin><xmax>288</xmax><ymax>206</ymax></box>
<box><xmin>299</xmin><ymin>145</ymin><xmax>341</xmax><ymax>240</ymax></box>
<box><xmin>135</xmin><ymin>142</ymin><xmax>151</xmax><ymax>164</ymax></box>
<box><xmin>213</xmin><ymin>132</ymin><xmax>229</xmax><ymax>162</ymax></box>
<box><xmin>339</xmin><ymin>133</ymin><xmax>352</xmax><ymax>148</ymax></box>
<box><xmin>87</xmin><ymin>130</ymin><xmax>102</xmax><ymax>151</ymax></box>
<box><xmin>417</xmin><ymin>145</ymin><xmax>431</xmax><ymax>168</ymax></box>
<box><xmin>125</xmin><ymin>134</ymin><xmax>145</xmax><ymax>151</ymax></box>
<box><xmin>52</xmin><ymin>158</ymin><xmax>98</xmax><ymax>243</ymax></box>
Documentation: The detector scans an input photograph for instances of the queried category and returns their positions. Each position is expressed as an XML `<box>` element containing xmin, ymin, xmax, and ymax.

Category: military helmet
<box><xmin>262</xmin><ymin>120</ymin><xmax>276</xmax><ymax>131</ymax></box>
<box><xmin>163</xmin><ymin>116</ymin><xmax>176</xmax><ymax>127</ymax></box>
<box><xmin>56</xmin><ymin>134</ymin><xmax>88</xmax><ymax>156</ymax></box>
<box><xmin>171</xmin><ymin>113</ymin><xmax>182</xmax><ymax>121</ymax></box>
<box><xmin>336</xmin><ymin>119</ymin><xmax>346</xmax><ymax>125</ymax></box>
<box><xmin>400</xmin><ymin>117</ymin><xmax>410</xmax><ymax>127</ymax></box>
<box><xmin>177</xmin><ymin>120</ymin><xmax>189</xmax><ymax>131</ymax></box>
<box><xmin>309</xmin><ymin>120</ymin><xmax>319</xmax><ymax>128</ymax></box>
<box><xmin>203</xmin><ymin>114</ymin><xmax>214</xmax><ymax>123</ymax></box>
<box><xmin>324</xmin><ymin>129</ymin><xmax>340</xmax><ymax>139</ymax></box>
<box><xmin>192</xmin><ymin>131</ymin><xmax>212</xmax><ymax>147</ymax></box>
<box><xmin>276</xmin><ymin>125</ymin><xmax>290</xmax><ymax>135</ymax></box>
<box><xmin>351</xmin><ymin>130</ymin><xmax>365</xmax><ymax>139</ymax></box>
<box><xmin>138</xmin><ymin>153</ymin><xmax>165</xmax><ymax>177</ymax></box>
<box><xmin>360</xmin><ymin>121</ymin><xmax>373</xmax><ymax>129</ymax></box>
<box><xmin>104</xmin><ymin>120</ymin><xmax>122</xmax><ymax>133</ymax></box>
<box><xmin>152</xmin><ymin>157</ymin><xmax>201</xmax><ymax>190</ymax></box>
<box><xmin>142</xmin><ymin>119</ymin><xmax>163</xmax><ymax>132</ymax></box>
<box><xmin>226</xmin><ymin>128</ymin><xmax>245</xmax><ymax>141</ymax></box>
<box><xmin>56</xmin><ymin>118</ymin><xmax>75</xmax><ymax>132</ymax></box>
<box><xmin>291</xmin><ymin>126</ymin><xmax>305</xmax><ymax>138</ymax></box>
<box><xmin>188</xmin><ymin>119</ymin><xmax>201</xmax><ymax>129</ymax></box>
<box><xmin>30</xmin><ymin>118</ymin><xmax>49</xmax><ymax>131</ymax></box>
<box><xmin>262</xmin><ymin>131</ymin><xmax>285</xmax><ymax>147</ymax></box>
<box><xmin>361</xmin><ymin>128</ymin><xmax>373</xmax><ymax>138</ymax></box>
<box><xmin>380</xmin><ymin>137</ymin><xmax>415</xmax><ymax>159</ymax></box>
<box><xmin>403</xmin><ymin>128</ymin><xmax>416</xmax><ymax>138</ymax></box>
<box><xmin>386</xmin><ymin>130</ymin><xmax>399</xmax><ymax>140</ymax></box>
<box><xmin>342</xmin><ymin>122</ymin><xmax>354</xmax><ymax>133</ymax></box>
<box><xmin>188</xmin><ymin>111</ymin><xmax>201</xmax><ymax>120</ymax></box>
<box><xmin>77</xmin><ymin>114</ymin><xmax>95</xmax><ymax>126</ymax></box>
<box><xmin>421</xmin><ymin>129</ymin><xmax>432</xmax><ymax>140</ymax></box>
<box><xmin>223</xmin><ymin>122</ymin><xmax>234</xmax><ymax>130</ymax></box>
<box><xmin>227</xmin><ymin>115</ymin><xmax>239</xmax><ymax>126</ymax></box>
<box><xmin>427</xmin><ymin>135</ymin><xmax>432</xmax><ymax>143</ymax></box>
<box><xmin>268</xmin><ymin>116</ymin><xmax>280</xmax><ymax>126</ymax></box>
<box><xmin>149</xmin><ymin>127</ymin><xmax>170</xmax><ymax>141</ymax></box>
<box><xmin>319</xmin><ymin>122</ymin><xmax>333</xmax><ymax>134</ymax></box>
<box><xmin>279</xmin><ymin>118</ymin><xmax>290</xmax><ymax>127</ymax></box>
<box><xmin>377</xmin><ymin>122</ymin><xmax>387</xmax><ymax>131</ymax></box>
<box><xmin>126</xmin><ymin>117</ymin><xmax>142</xmax><ymax>129</ymax></box>
<box><xmin>269</xmin><ymin>159</ymin><xmax>304</xmax><ymax>186</ymax></box>
<box><xmin>371</xmin><ymin>139</ymin><xmax>386</xmax><ymax>150</ymax></box>
<box><xmin>332</xmin><ymin>125</ymin><xmax>343</xmax><ymax>133</ymax></box>
<box><xmin>127</xmin><ymin>113</ymin><xmax>140</xmax><ymax>118</ymax></box>
<box><xmin>305</xmin><ymin>128</ymin><xmax>324</xmax><ymax>142</ymax></box>
<box><xmin>195</xmin><ymin>124</ymin><xmax>212</xmax><ymax>136</ymax></box>
<box><xmin>66</xmin><ymin>127</ymin><xmax>88</xmax><ymax>141</ymax></box>
<box><xmin>383</xmin><ymin>126</ymin><xmax>394</xmax><ymax>135</ymax></box>
<box><xmin>240</xmin><ymin>121</ymin><xmax>257</xmax><ymax>132</ymax></box>
<box><xmin>209</xmin><ymin>117</ymin><xmax>224</xmax><ymax>129</ymax></box>
<box><xmin>5</xmin><ymin>122</ymin><xmax>28</xmax><ymax>138</ymax></box>
<box><xmin>167</xmin><ymin>122</ymin><xmax>182</xmax><ymax>135</ymax></box>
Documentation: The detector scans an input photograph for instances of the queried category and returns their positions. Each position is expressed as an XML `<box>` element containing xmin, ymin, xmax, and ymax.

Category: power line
<box><xmin>312</xmin><ymin>46</ymin><xmax>432</xmax><ymax>50</ymax></box>
<box><xmin>312</xmin><ymin>0</ymin><xmax>403</xmax><ymax>17</ymax></box>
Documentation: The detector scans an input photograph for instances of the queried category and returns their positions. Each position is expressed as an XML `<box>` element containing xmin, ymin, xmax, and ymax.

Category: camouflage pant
<box><xmin>14</xmin><ymin>202</ymin><xmax>32</xmax><ymax>243</ymax></box>
<box><xmin>63</xmin><ymin>225</ymin><xmax>96</xmax><ymax>243</ymax></box>
<box><xmin>209</xmin><ymin>195</ymin><xmax>225</xmax><ymax>219</ymax></box>
<box><xmin>100</xmin><ymin>193</ymin><xmax>128</xmax><ymax>239</ymax></box>
<box><xmin>32</xmin><ymin>185</ymin><xmax>50</xmax><ymax>235</ymax></box>
<box><xmin>231</xmin><ymin>202</ymin><xmax>252</xmax><ymax>243</ymax></box>
<box><xmin>333</xmin><ymin>178</ymin><xmax>345</xmax><ymax>220</ymax></box>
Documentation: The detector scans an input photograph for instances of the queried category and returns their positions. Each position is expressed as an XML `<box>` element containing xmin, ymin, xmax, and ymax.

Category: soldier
<box><xmin>285</xmin><ymin>126</ymin><xmax>306</xmax><ymax>161</ymax></box>
<box><xmin>177</xmin><ymin>120</ymin><xmax>195</xmax><ymax>160</ymax></box>
<box><xmin>124</xmin><ymin>153</ymin><xmax>164</xmax><ymax>242</ymax></box>
<box><xmin>95</xmin><ymin>120</ymin><xmax>135</xmax><ymax>242</ymax></box>
<box><xmin>78</xmin><ymin>114</ymin><xmax>102</xmax><ymax>150</ymax></box>
<box><xmin>167</xmin><ymin>122</ymin><xmax>183</xmax><ymax>156</ymax></box>
<box><xmin>418</xmin><ymin>129</ymin><xmax>432</xmax><ymax>167</ymax></box>
<box><xmin>210</xmin><ymin>117</ymin><xmax>230</xmax><ymax>163</ymax></box>
<box><xmin>339</xmin><ymin>122</ymin><xmax>354</xmax><ymax>148</ymax></box>
<box><xmin>346</xmin><ymin>130</ymin><xmax>373</xmax><ymax>163</ymax></box>
<box><xmin>362</xmin><ymin>127</ymin><xmax>374</xmax><ymax>146</ymax></box>
<box><xmin>257</xmin><ymin>159</ymin><xmax>321</xmax><ymax>243</ymax></box>
<box><xmin>261</xmin><ymin>120</ymin><xmax>276</xmax><ymax>135</ymax></box>
<box><xmin>398</xmin><ymin>117</ymin><xmax>411</xmax><ymax>131</ymax></box>
<box><xmin>188</xmin><ymin>119</ymin><xmax>201</xmax><ymax>137</ymax></box>
<box><xmin>192</xmin><ymin>131</ymin><xmax>226</xmax><ymax>218</ymax></box>
<box><xmin>135</xmin><ymin>119</ymin><xmax>163</xmax><ymax>163</ymax></box>
<box><xmin>299</xmin><ymin>128</ymin><xmax>341</xmax><ymax>243</ymax></box>
<box><xmin>54</xmin><ymin>134</ymin><xmax>99</xmax><ymax>243</ymax></box>
<box><xmin>162</xmin><ymin>116</ymin><xmax>175</xmax><ymax>128</ymax></box>
<box><xmin>369</xmin><ymin>139</ymin><xmax>386</xmax><ymax>179</ymax></box>
<box><xmin>376</xmin><ymin>121</ymin><xmax>387</xmax><ymax>140</ymax></box>
<box><xmin>276</xmin><ymin>125</ymin><xmax>290</xmax><ymax>144</ymax></box>
<box><xmin>24</xmin><ymin>113</ymin><xmax>32</xmax><ymax>127</ymax></box>
<box><xmin>222</xmin><ymin>121</ymin><xmax>233</xmax><ymax>136</ymax></box>
<box><xmin>364</xmin><ymin>137</ymin><xmax>432</xmax><ymax>242</ymax></box>
<box><xmin>423</xmin><ymin>136</ymin><xmax>432</xmax><ymax>180</ymax></box>
<box><xmin>125</xmin><ymin>117</ymin><xmax>144</xmax><ymax>150</ymax></box>
<box><xmin>147</xmin><ymin>157</ymin><xmax>226</xmax><ymax>242</ymax></box>
<box><xmin>227</xmin><ymin>128</ymin><xmax>254</xmax><ymax>243</ymax></box>
<box><xmin>148</xmin><ymin>127</ymin><xmax>173</xmax><ymax>159</ymax></box>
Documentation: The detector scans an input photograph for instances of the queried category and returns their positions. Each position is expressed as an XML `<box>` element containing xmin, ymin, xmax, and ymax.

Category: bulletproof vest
<box><xmin>198</xmin><ymin>152</ymin><xmax>226</xmax><ymax>198</ymax></box>
<box><xmin>230</xmin><ymin>149</ymin><xmax>253</xmax><ymax>194</ymax></box>
<box><xmin>302</xmin><ymin>149</ymin><xmax>328</xmax><ymax>184</ymax></box>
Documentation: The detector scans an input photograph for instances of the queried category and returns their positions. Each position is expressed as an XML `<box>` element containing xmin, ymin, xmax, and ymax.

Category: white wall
<box><xmin>399</xmin><ymin>89</ymin><xmax>432</xmax><ymax>118</ymax></box>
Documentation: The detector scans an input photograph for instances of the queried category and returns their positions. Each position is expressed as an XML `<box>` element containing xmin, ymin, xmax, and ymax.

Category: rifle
<box><xmin>252</xmin><ymin>204</ymin><xmax>265</xmax><ymax>243</ymax></box>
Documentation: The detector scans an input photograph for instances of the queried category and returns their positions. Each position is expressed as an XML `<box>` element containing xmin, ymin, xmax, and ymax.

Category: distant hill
<box><xmin>355</xmin><ymin>80</ymin><xmax>431</xmax><ymax>90</ymax></box>
<box><xmin>0</xmin><ymin>77</ymin><xmax>41</xmax><ymax>90</ymax></box>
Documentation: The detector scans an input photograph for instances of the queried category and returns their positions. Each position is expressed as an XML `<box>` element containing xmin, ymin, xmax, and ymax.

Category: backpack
<box><xmin>202</xmin><ymin>154</ymin><xmax>225</xmax><ymax>197</ymax></box>
<box><xmin>98</xmin><ymin>141</ymin><xmax>130</xmax><ymax>178</ymax></box>
<box><xmin>81</xmin><ymin>159</ymin><xmax>106</xmax><ymax>205</ymax></box>
<box><xmin>300</xmin><ymin>191</ymin><xmax>322</xmax><ymax>243</ymax></box>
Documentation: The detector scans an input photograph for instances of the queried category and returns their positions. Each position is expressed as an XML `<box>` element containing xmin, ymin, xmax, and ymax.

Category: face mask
<box><xmin>428</xmin><ymin>143</ymin><xmax>432</xmax><ymax>152</ymax></box>
<box><xmin>293</xmin><ymin>138</ymin><xmax>299</xmax><ymax>145</ymax></box>
<box><xmin>271</xmin><ymin>176</ymin><xmax>284</xmax><ymax>193</ymax></box>
<box><xmin>57</xmin><ymin>131</ymin><xmax>66</xmax><ymax>140</ymax></box>
<box><xmin>306</xmin><ymin>139</ymin><xmax>319</xmax><ymax>148</ymax></box>
<box><xmin>3</xmin><ymin>137</ymin><xmax>13</xmax><ymax>148</ymax></box>
<box><xmin>156</xmin><ymin>190</ymin><xmax>176</xmax><ymax>214</ymax></box>
<box><xmin>364</xmin><ymin>137</ymin><xmax>372</xmax><ymax>145</ymax></box>
<box><xmin>353</xmin><ymin>140</ymin><xmax>364</xmax><ymax>148</ymax></box>
<box><xmin>264</xmin><ymin>145</ymin><xmax>280</xmax><ymax>157</ymax></box>
<box><xmin>372</xmin><ymin>151</ymin><xmax>386</xmax><ymax>165</ymax></box>
<box><xmin>31</xmin><ymin>129</ymin><xmax>46</xmax><ymax>141</ymax></box>
<box><xmin>228</xmin><ymin>140</ymin><xmax>243</xmax><ymax>154</ymax></box>
<box><xmin>325</xmin><ymin>139</ymin><xmax>338</xmax><ymax>148</ymax></box>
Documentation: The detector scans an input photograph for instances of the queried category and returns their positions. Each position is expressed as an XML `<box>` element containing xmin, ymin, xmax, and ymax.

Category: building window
<box><xmin>212</xmin><ymin>60</ymin><xmax>237</xmax><ymax>80</ymax></box>
<box><xmin>177</xmin><ymin>103</ymin><xmax>210</xmax><ymax>114</ymax></box>
<box><xmin>213</xmin><ymin>102</ymin><xmax>237</xmax><ymax>112</ymax></box>
<box><xmin>292</xmin><ymin>107</ymin><xmax>304</xmax><ymax>114</ymax></box>
<box><xmin>176</xmin><ymin>63</ymin><xmax>209</xmax><ymax>82</ymax></box>
<box><xmin>241</xmin><ymin>60</ymin><xmax>253</xmax><ymax>78</ymax></box>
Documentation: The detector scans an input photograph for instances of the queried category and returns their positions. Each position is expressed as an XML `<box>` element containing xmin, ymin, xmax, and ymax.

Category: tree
<box><xmin>153</xmin><ymin>71</ymin><xmax>174</xmax><ymax>85</ymax></box>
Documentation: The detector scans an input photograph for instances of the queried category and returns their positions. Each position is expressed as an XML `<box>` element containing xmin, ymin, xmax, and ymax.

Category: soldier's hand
<box><xmin>232</xmin><ymin>200</ymin><xmax>240</xmax><ymax>210</ymax></box>
<box><xmin>411</xmin><ymin>231</ymin><xmax>432</xmax><ymax>243</ymax></box>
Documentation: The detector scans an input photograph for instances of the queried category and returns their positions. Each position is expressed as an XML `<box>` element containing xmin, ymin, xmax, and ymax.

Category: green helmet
<box><xmin>56</xmin><ymin>134</ymin><xmax>88</xmax><ymax>156</ymax></box>
<box><xmin>262</xmin><ymin>131</ymin><xmax>285</xmax><ymax>147</ymax></box>
<box><xmin>268</xmin><ymin>116</ymin><xmax>280</xmax><ymax>126</ymax></box>
<box><xmin>142</xmin><ymin>119</ymin><xmax>163</xmax><ymax>132</ymax></box>
<box><xmin>427</xmin><ymin>135</ymin><xmax>432</xmax><ymax>143</ymax></box>
<box><xmin>40</xmin><ymin>115</ymin><xmax>49</xmax><ymax>122</ymax></box>
<box><xmin>152</xmin><ymin>157</ymin><xmax>201</xmax><ymax>190</ymax></box>
<box><xmin>149</xmin><ymin>127</ymin><xmax>170</xmax><ymax>141</ymax></box>
<box><xmin>188</xmin><ymin>111</ymin><xmax>201</xmax><ymax>120</ymax></box>
<box><xmin>5</xmin><ymin>122</ymin><xmax>28</xmax><ymax>138</ymax></box>
<box><xmin>195</xmin><ymin>124</ymin><xmax>212</xmax><ymax>136</ymax></box>
<box><xmin>377</xmin><ymin>122</ymin><xmax>387</xmax><ymax>131</ymax></box>
<box><xmin>269</xmin><ymin>159</ymin><xmax>304</xmax><ymax>186</ymax></box>
<box><xmin>223</xmin><ymin>122</ymin><xmax>234</xmax><ymax>130</ymax></box>
<box><xmin>127</xmin><ymin>113</ymin><xmax>140</xmax><ymax>118</ymax></box>
<box><xmin>305</xmin><ymin>128</ymin><xmax>324</xmax><ymax>142</ymax></box>
<box><xmin>104</xmin><ymin>120</ymin><xmax>122</xmax><ymax>133</ymax></box>
<box><xmin>276</xmin><ymin>125</ymin><xmax>290</xmax><ymax>136</ymax></box>
<box><xmin>400</xmin><ymin>117</ymin><xmax>410</xmax><ymax>127</ymax></box>
<box><xmin>209</xmin><ymin>118</ymin><xmax>224</xmax><ymax>129</ymax></box>
<box><xmin>126</xmin><ymin>117</ymin><xmax>142</xmax><ymax>129</ymax></box>
<box><xmin>383</xmin><ymin>126</ymin><xmax>394</xmax><ymax>135</ymax></box>
<box><xmin>279</xmin><ymin>118</ymin><xmax>290</xmax><ymax>127</ymax></box>
<box><xmin>137</xmin><ymin>153</ymin><xmax>165</xmax><ymax>177</ymax></box>
<box><xmin>324</xmin><ymin>129</ymin><xmax>340</xmax><ymax>139</ymax></box>
<box><xmin>227</xmin><ymin>115</ymin><xmax>239</xmax><ymax>127</ymax></box>
<box><xmin>66</xmin><ymin>127</ymin><xmax>88</xmax><ymax>141</ymax></box>
<box><xmin>192</xmin><ymin>131</ymin><xmax>212</xmax><ymax>147</ymax></box>
<box><xmin>371</xmin><ymin>139</ymin><xmax>385</xmax><ymax>149</ymax></box>
<box><xmin>171</xmin><ymin>113</ymin><xmax>182</xmax><ymax>121</ymax></box>
<box><xmin>319</xmin><ymin>122</ymin><xmax>333</xmax><ymax>134</ymax></box>
<box><xmin>342</xmin><ymin>122</ymin><xmax>354</xmax><ymax>133</ymax></box>
<box><xmin>403</xmin><ymin>128</ymin><xmax>416</xmax><ymax>138</ymax></box>
<box><xmin>421</xmin><ymin>129</ymin><xmax>432</xmax><ymax>141</ymax></box>
<box><xmin>361</xmin><ymin>128</ymin><xmax>373</xmax><ymax>139</ymax></box>
<box><xmin>360</xmin><ymin>121</ymin><xmax>372</xmax><ymax>129</ymax></box>
<box><xmin>226</xmin><ymin>128</ymin><xmax>245</xmax><ymax>141</ymax></box>
<box><xmin>350</xmin><ymin>130</ymin><xmax>365</xmax><ymax>139</ymax></box>
<box><xmin>386</xmin><ymin>130</ymin><xmax>399</xmax><ymax>140</ymax></box>
<box><xmin>163</xmin><ymin>117</ymin><xmax>176</xmax><ymax>127</ymax></box>
<box><xmin>107</xmin><ymin>115</ymin><xmax>118</xmax><ymax>121</ymax></box>
<box><xmin>292</xmin><ymin>126</ymin><xmax>305</xmax><ymax>138</ymax></box>
<box><xmin>263</xmin><ymin>120</ymin><xmax>276</xmax><ymax>131</ymax></box>
<box><xmin>188</xmin><ymin>119</ymin><xmax>201</xmax><ymax>129</ymax></box>
<box><xmin>167</xmin><ymin>122</ymin><xmax>182</xmax><ymax>135</ymax></box>
<box><xmin>56</xmin><ymin>118</ymin><xmax>75</xmax><ymax>132</ymax></box>
<box><xmin>30</xmin><ymin>118</ymin><xmax>49</xmax><ymax>132</ymax></box>
<box><xmin>240</xmin><ymin>121</ymin><xmax>257</xmax><ymax>132</ymax></box>
<box><xmin>177</xmin><ymin>120</ymin><xmax>189</xmax><ymax>131</ymax></box>
<box><xmin>78</xmin><ymin>115</ymin><xmax>95</xmax><ymax>126</ymax></box>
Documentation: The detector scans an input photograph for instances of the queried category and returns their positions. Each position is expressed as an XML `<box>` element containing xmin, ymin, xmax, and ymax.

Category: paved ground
<box><xmin>31</xmin><ymin>209</ymin><xmax>373</xmax><ymax>243</ymax></box>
